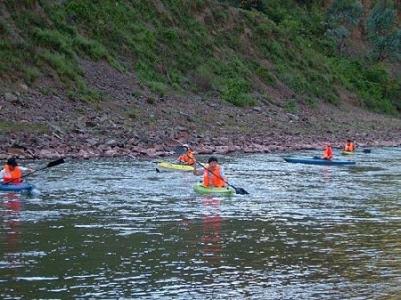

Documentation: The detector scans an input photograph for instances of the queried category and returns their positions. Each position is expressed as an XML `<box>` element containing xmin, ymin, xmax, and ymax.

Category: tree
<box><xmin>239</xmin><ymin>0</ymin><xmax>264</xmax><ymax>11</ymax></box>
<box><xmin>325</xmin><ymin>0</ymin><xmax>363</xmax><ymax>53</ymax></box>
<box><xmin>367</xmin><ymin>1</ymin><xmax>401</xmax><ymax>61</ymax></box>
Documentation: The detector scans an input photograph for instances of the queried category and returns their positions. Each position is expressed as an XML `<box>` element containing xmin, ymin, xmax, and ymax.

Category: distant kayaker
<box><xmin>0</xmin><ymin>158</ymin><xmax>33</xmax><ymax>184</ymax></box>
<box><xmin>343</xmin><ymin>139</ymin><xmax>356</xmax><ymax>152</ymax></box>
<box><xmin>178</xmin><ymin>144</ymin><xmax>196</xmax><ymax>165</ymax></box>
<box><xmin>194</xmin><ymin>157</ymin><xmax>227</xmax><ymax>187</ymax></box>
<box><xmin>322</xmin><ymin>144</ymin><xmax>333</xmax><ymax>160</ymax></box>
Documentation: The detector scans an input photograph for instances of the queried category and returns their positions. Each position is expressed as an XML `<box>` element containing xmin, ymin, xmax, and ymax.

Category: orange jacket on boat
<box><xmin>179</xmin><ymin>149</ymin><xmax>195</xmax><ymax>165</ymax></box>
<box><xmin>344</xmin><ymin>142</ymin><xmax>355</xmax><ymax>152</ymax></box>
<box><xmin>2</xmin><ymin>165</ymin><xmax>22</xmax><ymax>184</ymax></box>
<box><xmin>323</xmin><ymin>146</ymin><xmax>333</xmax><ymax>160</ymax></box>
<box><xmin>203</xmin><ymin>164</ymin><xmax>226</xmax><ymax>187</ymax></box>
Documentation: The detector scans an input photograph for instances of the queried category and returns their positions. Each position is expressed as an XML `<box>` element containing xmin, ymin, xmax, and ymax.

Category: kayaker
<box><xmin>178</xmin><ymin>144</ymin><xmax>196</xmax><ymax>165</ymax></box>
<box><xmin>0</xmin><ymin>158</ymin><xmax>33</xmax><ymax>184</ymax></box>
<box><xmin>322</xmin><ymin>144</ymin><xmax>333</xmax><ymax>160</ymax></box>
<box><xmin>343</xmin><ymin>139</ymin><xmax>356</xmax><ymax>152</ymax></box>
<box><xmin>194</xmin><ymin>157</ymin><xmax>227</xmax><ymax>188</ymax></box>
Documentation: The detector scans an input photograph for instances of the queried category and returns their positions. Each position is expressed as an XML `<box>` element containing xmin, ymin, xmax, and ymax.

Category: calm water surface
<box><xmin>1</xmin><ymin>148</ymin><xmax>401</xmax><ymax>299</ymax></box>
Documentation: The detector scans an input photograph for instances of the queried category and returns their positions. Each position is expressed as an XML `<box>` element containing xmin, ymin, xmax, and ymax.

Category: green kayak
<box><xmin>193</xmin><ymin>183</ymin><xmax>234</xmax><ymax>195</ymax></box>
<box><xmin>341</xmin><ymin>151</ymin><xmax>355</xmax><ymax>155</ymax></box>
<box><xmin>157</xmin><ymin>161</ymin><xmax>194</xmax><ymax>172</ymax></box>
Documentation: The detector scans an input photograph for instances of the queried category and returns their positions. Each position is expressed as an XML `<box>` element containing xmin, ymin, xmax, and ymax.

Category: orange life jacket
<box><xmin>203</xmin><ymin>164</ymin><xmax>226</xmax><ymax>187</ymax></box>
<box><xmin>323</xmin><ymin>146</ymin><xmax>333</xmax><ymax>160</ymax></box>
<box><xmin>178</xmin><ymin>150</ymin><xmax>195</xmax><ymax>165</ymax></box>
<box><xmin>344</xmin><ymin>142</ymin><xmax>355</xmax><ymax>152</ymax></box>
<box><xmin>3</xmin><ymin>165</ymin><xmax>22</xmax><ymax>184</ymax></box>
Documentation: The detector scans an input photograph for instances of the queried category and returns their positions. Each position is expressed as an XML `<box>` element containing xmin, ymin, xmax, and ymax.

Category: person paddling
<box><xmin>322</xmin><ymin>144</ymin><xmax>333</xmax><ymax>160</ymax></box>
<box><xmin>1</xmin><ymin>158</ymin><xmax>33</xmax><ymax>184</ymax></box>
<box><xmin>343</xmin><ymin>139</ymin><xmax>356</xmax><ymax>152</ymax></box>
<box><xmin>194</xmin><ymin>157</ymin><xmax>227</xmax><ymax>188</ymax></box>
<box><xmin>178</xmin><ymin>144</ymin><xmax>196</xmax><ymax>166</ymax></box>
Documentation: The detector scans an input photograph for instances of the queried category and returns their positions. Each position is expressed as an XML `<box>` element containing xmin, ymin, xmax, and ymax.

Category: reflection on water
<box><xmin>0</xmin><ymin>147</ymin><xmax>401</xmax><ymax>298</ymax></box>
<box><xmin>201</xmin><ymin>197</ymin><xmax>222</xmax><ymax>266</ymax></box>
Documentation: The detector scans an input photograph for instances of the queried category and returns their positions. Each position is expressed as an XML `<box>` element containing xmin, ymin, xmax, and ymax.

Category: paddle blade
<box><xmin>47</xmin><ymin>158</ymin><xmax>65</xmax><ymax>168</ymax></box>
<box><xmin>363</xmin><ymin>149</ymin><xmax>371</xmax><ymax>154</ymax></box>
<box><xmin>234</xmin><ymin>187</ymin><xmax>249</xmax><ymax>195</ymax></box>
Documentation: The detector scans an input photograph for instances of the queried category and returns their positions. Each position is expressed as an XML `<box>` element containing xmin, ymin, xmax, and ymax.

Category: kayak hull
<box><xmin>0</xmin><ymin>183</ymin><xmax>34</xmax><ymax>192</ymax></box>
<box><xmin>284</xmin><ymin>157</ymin><xmax>356</xmax><ymax>166</ymax></box>
<box><xmin>157</xmin><ymin>161</ymin><xmax>194</xmax><ymax>172</ymax></box>
<box><xmin>341</xmin><ymin>151</ymin><xmax>355</xmax><ymax>155</ymax></box>
<box><xmin>193</xmin><ymin>183</ymin><xmax>234</xmax><ymax>195</ymax></box>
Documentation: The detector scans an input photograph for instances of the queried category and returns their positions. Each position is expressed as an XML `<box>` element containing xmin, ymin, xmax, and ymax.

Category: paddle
<box><xmin>195</xmin><ymin>161</ymin><xmax>249</xmax><ymax>195</ymax></box>
<box><xmin>4</xmin><ymin>158</ymin><xmax>65</xmax><ymax>184</ymax></box>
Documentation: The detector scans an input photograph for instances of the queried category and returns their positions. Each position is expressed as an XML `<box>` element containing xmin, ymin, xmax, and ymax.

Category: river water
<box><xmin>1</xmin><ymin>148</ymin><xmax>400</xmax><ymax>299</ymax></box>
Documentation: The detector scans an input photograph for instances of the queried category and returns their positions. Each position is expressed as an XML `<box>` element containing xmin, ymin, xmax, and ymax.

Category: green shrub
<box><xmin>33</xmin><ymin>28</ymin><xmax>72</xmax><ymax>55</ymax></box>
<box><xmin>40</xmin><ymin>50</ymin><xmax>80</xmax><ymax>81</ymax></box>
<box><xmin>73</xmin><ymin>35</ymin><xmax>108</xmax><ymax>60</ymax></box>
<box><xmin>24</xmin><ymin>66</ymin><xmax>41</xmax><ymax>83</ymax></box>
<box><xmin>221</xmin><ymin>78</ymin><xmax>255</xmax><ymax>107</ymax></box>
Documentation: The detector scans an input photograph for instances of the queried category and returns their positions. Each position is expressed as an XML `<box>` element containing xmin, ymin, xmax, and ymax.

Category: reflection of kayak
<box><xmin>193</xmin><ymin>183</ymin><xmax>234</xmax><ymax>195</ymax></box>
<box><xmin>157</xmin><ymin>161</ymin><xmax>194</xmax><ymax>172</ymax></box>
<box><xmin>284</xmin><ymin>157</ymin><xmax>356</xmax><ymax>166</ymax></box>
<box><xmin>341</xmin><ymin>151</ymin><xmax>355</xmax><ymax>155</ymax></box>
<box><xmin>0</xmin><ymin>182</ymin><xmax>34</xmax><ymax>192</ymax></box>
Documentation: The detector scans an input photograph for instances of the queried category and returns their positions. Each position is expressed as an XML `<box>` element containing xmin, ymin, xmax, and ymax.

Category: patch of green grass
<box><xmin>147</xmin><ymin>81</ymin><xmax>169</xmax><ymax>96</ymax></box>
<box><xmin>73</xmin><ymin>35</ymin><xmax>108</xmax><ymax>60</ymax></box>
<box><xmin>39</xmin><ymin>50</ymin><xmax>80</xmax><ymax>81</ymax></box>
<box><xmin>23</xmin><ymin>66</ymin><xmax>41</xmax><ymax>83</ymax></box>
<box><xmin>126</xmin><ymin>107</ymin><xmax>140</xmax><ymax>120</ymax></box>
<box><xmin>33</xmin><ymin>28</ymin><xmax>73</xmax><ymax>56</ymax></box>
<box><xmin>284</xmin><ymin>99</ymin><xmax>298</xmax><ymax>113</ymax></box>
<box><xmin>0</xmin><ymin>121</ymin><xmax>48</xmax><ymax>134</ymax></box>
<box><xmin>221</xmin><ymin>78</ymin><xmax>255</xmax><ymax>107</ymax></box>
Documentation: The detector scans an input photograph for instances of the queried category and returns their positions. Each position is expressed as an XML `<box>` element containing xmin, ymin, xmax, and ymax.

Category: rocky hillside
<box><xmin>0</xmin><ymin>0</ymin><xmax>400</xmax><ymax>159</ymax></box>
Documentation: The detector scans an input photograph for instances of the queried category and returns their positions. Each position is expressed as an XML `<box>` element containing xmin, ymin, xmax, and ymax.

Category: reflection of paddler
<box><xmin>201</xmin><ymin>197</ymin><xmax>222</xmax><ymax>265</ymax></box>
<box><xmin>2</xmin><ymin>192</ymin><xmax>22</xmax><ymax>271</ymax></box>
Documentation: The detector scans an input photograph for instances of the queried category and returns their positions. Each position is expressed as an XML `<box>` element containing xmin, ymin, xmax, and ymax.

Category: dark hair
<box><xmin>208</xmin><ymin>156</ymin><xmax>218</xmax><ymax>163</ymax></box>
<box><xmin>7</xmin><ymin>157</ymin><xmax>18</xmax><ymax>166</ymax></box>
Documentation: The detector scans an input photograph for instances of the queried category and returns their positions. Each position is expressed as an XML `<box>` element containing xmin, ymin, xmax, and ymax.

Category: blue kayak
<box><xmin>284</xmin><ymin>157</ymin><xmax>356</xmax><ymax>166</ymax></box>
<box><xmin>0</xmin><ymin>182</ymin><xmax>34</xmax><ymax>192</ymax></box>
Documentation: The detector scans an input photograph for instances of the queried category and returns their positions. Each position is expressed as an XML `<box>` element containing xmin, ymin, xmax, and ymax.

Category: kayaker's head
<box><xmin>208</xmin><ymin>156</ymin><xmax>219</xmax><ymax>168</ymax></box>
<box><xmin>6</xmin><ymin>157</ymin><xmax>18</xmax><ymax>170</ymax></box>
<box><xmin>347</xmin><ymin>139</ymin><xmax>352</xmax><ymax>143</ymax></box>
<box><xmin>182</xmin><ymin>144</ymin><xmax>191</xmax><ymax>151</ymax></box>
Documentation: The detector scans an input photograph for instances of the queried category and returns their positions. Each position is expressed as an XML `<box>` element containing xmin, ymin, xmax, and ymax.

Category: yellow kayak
<box><xmin>341</xmin><ymin>151</ymin><xmax>355</xmax><ymax>155</ymax></box>
<box><xmin>157</xmin><ymin>161</ymin><xmax>195</xmax><ymax>172</ymax></box>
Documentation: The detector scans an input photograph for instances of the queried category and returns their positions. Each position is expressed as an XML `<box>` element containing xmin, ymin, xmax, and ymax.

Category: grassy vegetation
<box><xmin>0</xmin><ymin>0</ymin><xmax>400</xmax><ymax>113</ymax></box>
<box><xmin>0</xmin><ymin>121</ymin><xmax>49</xmax><ymax>134</ymax></box>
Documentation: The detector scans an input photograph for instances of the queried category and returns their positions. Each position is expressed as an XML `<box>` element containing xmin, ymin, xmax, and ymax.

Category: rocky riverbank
<box><xmin>1</xmin><ymin>60</ymin><xmax>400</xmax><ymax>160</ymax></box>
